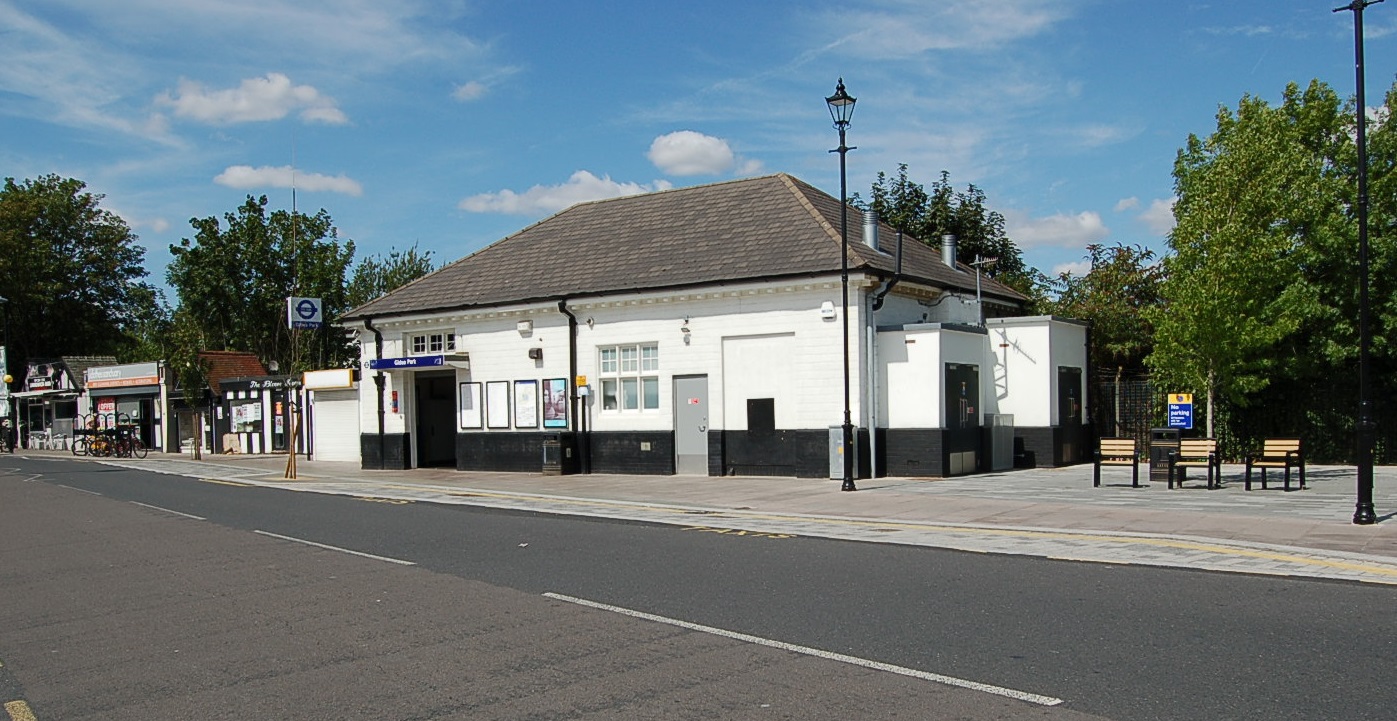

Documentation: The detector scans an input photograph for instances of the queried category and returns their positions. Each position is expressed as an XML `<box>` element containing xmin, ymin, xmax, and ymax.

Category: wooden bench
<box><xmin>1244</xmin><ymin>438</ymin><xmax>1305</xmax><ymax>491</ymax></box>
<box><xmin>1168</xmin><ymin>438</ymin><xmax>1221</xmax><ymax>489</ymax></box>
<box><xmin>1093</xmin><ymin>438</ymin><xmax>1139</xmax><ymax>488</ymax></box>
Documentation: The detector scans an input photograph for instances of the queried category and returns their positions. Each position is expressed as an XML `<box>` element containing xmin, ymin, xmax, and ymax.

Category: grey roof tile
<box><xmin>344</xmin><ymin>173</ymin><xmax>1025</xmax><ymax>321</ymax></box>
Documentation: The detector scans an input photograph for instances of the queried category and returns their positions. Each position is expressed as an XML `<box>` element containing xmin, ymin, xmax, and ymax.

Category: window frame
<box><xmin>597</xmin><ymin>343</ymin><xmax>660</xmax><ymax>413</ymax></box>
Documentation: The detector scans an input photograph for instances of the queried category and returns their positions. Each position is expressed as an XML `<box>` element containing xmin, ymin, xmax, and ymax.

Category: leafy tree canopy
<box><xmin>0</xmin><ymin>175</ymin><xmax>159</xmax><ymax>376</ymax></box>
<box><xmin>857</xmin><ymin>164</ymin><xmax>1047</xmax><ymax>302</ymax></box>
<box><xmin>347</xmin><ymin>242</ymin><xmax>438</xmax><ymax>310</ymax></box>
<box><xmin>166</xmin><ymin>195</ymin><xmax>356</xmax><ymax>380</ymax></box>
<box><xmin>1048</xmin><ymin>243</ymin><xmax>1164</xmax><ymax>373</ymax></box>
<box><xmin>1148</xmin><ymin>80</ymin><xmax>1350</xmax><ymax>439</ymax></box>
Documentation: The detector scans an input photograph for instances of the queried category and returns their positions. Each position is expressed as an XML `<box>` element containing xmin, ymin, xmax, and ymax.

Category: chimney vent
<box><xmin>863</xmin><ymin>210</ymin><xmax>879</xmax><ymax>251</ymax></box>
<box><xmin>942</xmin><ymin>234</ymin><xmax>957</xmax><ymax>269</ymax></box>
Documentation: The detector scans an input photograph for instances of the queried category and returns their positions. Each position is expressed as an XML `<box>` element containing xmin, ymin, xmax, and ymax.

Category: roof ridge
<box><xmin>779</xmin><ymin>174</ymin><xmax>850</xmax><ymax>266</ymax></box>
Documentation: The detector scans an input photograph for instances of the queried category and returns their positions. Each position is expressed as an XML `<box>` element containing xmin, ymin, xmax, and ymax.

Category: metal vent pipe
<box><xmin>863</xmin><ymin>209</ymin><xmax>879</xmax><ymax>251</ymax></box>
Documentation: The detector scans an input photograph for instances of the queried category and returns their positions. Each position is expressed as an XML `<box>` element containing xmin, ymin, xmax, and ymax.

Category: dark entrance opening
<box><xmin>415</xmin><ymin>372</ymin><xmax>457</xmax><ymax>467</ymax></box>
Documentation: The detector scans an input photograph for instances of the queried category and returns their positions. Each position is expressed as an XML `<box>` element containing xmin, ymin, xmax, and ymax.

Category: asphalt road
<box><xmin>3</xmin><ymin>456</ymin><xmax>1395</xmax><ymax>720</ymax></box>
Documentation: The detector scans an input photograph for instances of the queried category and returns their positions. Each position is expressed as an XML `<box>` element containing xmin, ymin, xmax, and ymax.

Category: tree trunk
<box><xmin>1114</xmin><ymin>366</ymin><xmax>1124</xmax><ymax>437</ymax></box>
<box><xmin>193</xmin><ymin>410</ymin><xmax>203</xmax><ymax>461</ymax></box>
<box><xmin>1205</xmin><ymin>369</ymin><xmax>1216</xmax><ymax>440</ymax></box>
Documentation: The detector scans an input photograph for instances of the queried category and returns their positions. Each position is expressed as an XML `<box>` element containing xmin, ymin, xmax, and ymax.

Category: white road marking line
<box><xmin>253</xmin><ymin>530</ymin><xmax>416</xmax><ymax>566</ymax></box>
<box><xmin>55</xmin><ymin>484</ymin><xmax>102</xmax><ymax>496</ymax></box>
<box><xmin>543</xmin><ymin>592</ymin><xmax>1064</xmax><ymax>707</ymax></box>
<box><xmin>129</xmin><ymin>501</ymin><xmax>206</xmax><ymax>520</ymax></box>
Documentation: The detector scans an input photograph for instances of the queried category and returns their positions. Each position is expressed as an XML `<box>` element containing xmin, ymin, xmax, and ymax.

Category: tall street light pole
<box><xmin>827</xmin><ymin>78</ymin><xmax>858</xmax><ymax>492</ymax></box>
<box><xmin>1335</xmin><ymin>0</ymin><xmax>1382</xmax><ymax>525</ymax></box>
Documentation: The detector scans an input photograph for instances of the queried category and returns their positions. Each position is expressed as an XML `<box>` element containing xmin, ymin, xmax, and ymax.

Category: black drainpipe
<box><xmin>557</xmin><ymin>300</ymin><xmax>588</xmax><ymax>473</ymax></box>
<box><xmin>364</xmin><ymin>317</ymin><xmax>386</xmax><ymax>469</ymax></box>
<box><xmin>871</xmin><ymin>229</ymin><xmax>905</xmax><ymax>310</ymax></box>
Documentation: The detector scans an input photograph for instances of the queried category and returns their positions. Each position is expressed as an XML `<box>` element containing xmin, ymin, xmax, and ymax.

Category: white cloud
<box><xmin>647</xmin><ymin>131</ymin><xmax>740</xmax><ymax>176</ymax></box>
<box><xmin>1114</xmin><ymin>197</ymin><xmax>1140</xmax><ymax>212</ymax></box>
<box><xmin>820</xmin><ymin>0</ymin><xmax>1071</xmax><ymax>59</ymax></box>
<box><xmin>1004</xmin><ymin>209</ymin><xmax>1109</xmax><ymax>249</ymax></box>
<box><xmin>453</xmin><ymin>80</ymin><xmax>488</xmax><ymax>101</ymax></box>
<box><xmin>1139</xmin><ymin>197</ymin><xmax>1176</xmax><ymax>235</ymax></box>
<box><xmin>157</xmin><ymin>73</ymin><xmax>348</xmax><ymax>125</ymax></box>
<box><xmin>459</xmin><ymin>171</ymin><xmax>673</xmax><ymax>215</ymax></box>
<box><xmin>1052</xmin><ymin>259</ymin><xmax>1092</xmax><ymax>278</ymax></box>
<box><xmin>214</xmin><ymin>165</ymin><xmax>364</xmax><ymax>196</ymax></box>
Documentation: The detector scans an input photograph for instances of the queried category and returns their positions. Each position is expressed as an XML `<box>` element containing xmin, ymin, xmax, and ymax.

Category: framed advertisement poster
<box><xmin>459</xmin><ymin>382</ymin><xmax>482</xmax><ymax>429</ymax></box>
<box><xmin>543</xmin><ymin>378</ymin><xmax>568</xmax><ymax>428</ymax></box>
<box><xmin>514</xmin><ymin>380</ymin><xmax>538</xmax><ymax>428</ymax></box>
<box><xmin>486</xmin><ymin>380</ymin><xmax>510</xmax><ymax>429</ymax></box>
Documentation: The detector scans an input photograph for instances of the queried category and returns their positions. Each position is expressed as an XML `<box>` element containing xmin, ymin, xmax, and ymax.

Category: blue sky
<box><xmin>3</xmin><ymin>0</ymin><xmax>1394</xmax><ymax>294</ymax></box>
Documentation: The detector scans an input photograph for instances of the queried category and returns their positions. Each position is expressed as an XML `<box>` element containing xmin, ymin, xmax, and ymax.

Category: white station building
<box><xmin>341</xmin><ymin>174</ymin><xmax>1089</xmax><ymax>478</ymax></box>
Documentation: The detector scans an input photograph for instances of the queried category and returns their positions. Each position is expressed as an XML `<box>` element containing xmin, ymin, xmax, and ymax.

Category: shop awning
<box><xmin>9</xmin><ymin>390</ymin><xmax>78</xmax><ymax>400</ymax></box>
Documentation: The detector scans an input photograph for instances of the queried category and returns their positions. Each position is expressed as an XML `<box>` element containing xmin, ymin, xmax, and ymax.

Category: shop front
<box><xmin>218</xmin><ymin>376</ymin><xmax>306</xmax><ymax>454</ymax></box>
<box><xmin>84</xmin><ymin>361</ymin><xmax>172</xmax><ymax>452</ymax></box>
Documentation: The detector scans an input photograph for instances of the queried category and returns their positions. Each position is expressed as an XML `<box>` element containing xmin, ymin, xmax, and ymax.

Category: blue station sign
<box><xmin>368</xmin><ymin>355</ymin><xmax>446</xmax><ymax>370</ymax></box>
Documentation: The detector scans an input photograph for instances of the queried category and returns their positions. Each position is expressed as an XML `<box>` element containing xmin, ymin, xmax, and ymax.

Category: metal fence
<box><xmin>1090</xmin><ymin>371</ymin><xmax>1156</xmax><ymax>448</ymax></box>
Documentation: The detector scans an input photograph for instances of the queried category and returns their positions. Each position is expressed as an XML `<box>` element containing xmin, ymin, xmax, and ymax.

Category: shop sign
<box><xmin>303</xmin><ymin>368</ymin><xmax>356</xmax><ymax>390</ymax></box>
<box><xmin>86</xmin><ymin>362</ymin><xmax>160</xmax><ymax>389</ymax></box>
<box><xmin>249</xmin><ymin>377</ymin><xmax>303</xmax><ymax>390</ymax></box>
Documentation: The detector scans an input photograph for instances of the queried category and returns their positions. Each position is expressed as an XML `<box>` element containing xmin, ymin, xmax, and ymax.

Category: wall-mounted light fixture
<box><xmin>585</xmin><ymin>317</ymin><xmax>595</xmax><ymax>329</ymax></box>
<box><xmin>527</xmin><ymin>347</ymin><xmax>543</xmax><ymax>360</ymax></box>
<box><xmin>516</xmin><ymin>319</ymin><xmax>533</xmax><ymax>335</ymax></box>
<box><xmin>681</xmin><ymin>317</ymin><xmax>691</xmax><ymax>345</ymax></box>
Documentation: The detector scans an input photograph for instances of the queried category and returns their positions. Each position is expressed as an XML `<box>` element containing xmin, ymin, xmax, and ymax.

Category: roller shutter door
<box><xmin>311</xmin><ymin>388</ymin><xmax>360</xmax><ymax>462</ymax></box>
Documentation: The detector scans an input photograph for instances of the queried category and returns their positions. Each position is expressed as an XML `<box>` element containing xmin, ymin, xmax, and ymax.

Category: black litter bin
<box><xmin>1149</xmin><ymin>428</ymin><xmax>1180</xmax><ymax>485</ymax></box>
<box><xmin>541</xmin><ymin>433</ymin><xmax>578</xmax><ymax>475</ymax></box>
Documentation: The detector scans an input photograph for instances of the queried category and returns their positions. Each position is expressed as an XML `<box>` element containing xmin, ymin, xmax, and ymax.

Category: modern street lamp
<box><xmin>971</xmin><ymin>255</ymin><xmax>999</xmax><ymax>326</ymax></box>
<box><xmin>1335</xmin><ymin>0</ymin><xmax>1382</xmax><ymax>525</ymax></box>
<box><xmin>827</xmin><ymin>78</ymin><xmax>857</xmax><ymax>492</ymax></box>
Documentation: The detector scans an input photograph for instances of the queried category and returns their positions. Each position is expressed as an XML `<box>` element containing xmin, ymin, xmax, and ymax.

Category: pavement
<box><xmin>11</xmin><ymin>448</ymin><xmax>1397</xmax><ymax>586</ymax></box>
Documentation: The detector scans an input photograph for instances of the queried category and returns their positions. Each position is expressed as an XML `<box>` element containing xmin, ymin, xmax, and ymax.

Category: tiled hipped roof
<box><xmin>343</xmin><ymin>173</ymin><xmax>1025</xmax><ymax>321</ymax></box>
<box><xmin>198</xmin><ymin>351</ymin><xmax>268</xmax><ymax>396</ymax></box>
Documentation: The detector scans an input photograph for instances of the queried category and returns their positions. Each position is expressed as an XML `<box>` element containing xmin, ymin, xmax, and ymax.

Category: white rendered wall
<box><xmin>987</xmin><ymin>317</ymin><xmax>1088</xmax><ymax>427</ymax></box>
<box><xmin>356</xmin><ymin>278</ymin><xmax>866</xmax><ymax>435</ymax></box>
<box><xmin>878</xmin><ymin>324</ymin><xmax>991</xmax><ymax>429</ymax></box>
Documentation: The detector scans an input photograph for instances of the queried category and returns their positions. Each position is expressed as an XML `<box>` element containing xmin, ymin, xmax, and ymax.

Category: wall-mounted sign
<box><xmin>86</xmin><ymin>362</ymin><xmax>161</xmax><ymax>389</ymax></box>
<box><xmin>369</xmin><ymin>355</ymin><xmax>446</xmax><ymax>370</ymax></box>
<box><xmin>303</xmin><ymin>368</ymin><xmax>356</xmax><ymax>390</ymax></box>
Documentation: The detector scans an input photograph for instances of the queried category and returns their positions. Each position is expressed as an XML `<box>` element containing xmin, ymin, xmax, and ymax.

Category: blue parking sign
<box><xmin>1167</xmin><ymin>393</ymin><xmax>1193</xmax><ymax>430</ymax></box>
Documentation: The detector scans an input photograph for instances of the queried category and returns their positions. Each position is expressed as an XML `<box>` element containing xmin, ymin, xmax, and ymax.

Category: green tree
<box><xmin>860</xmin><ymin>164</ymin><xmax>1046</xmax><ymax>302</ymax></box>
<box><xmin>0</xmin><ymin>175</ymin><xmax>160</xmax><ymax>374</ymax></box>
<box><xmin>167</xmin><ymin>195</ymin><xmax>356</xmax><ymax>375</ymax></box>
<box><xmin>1052</xmin><ymin>243</ymin><xmax>1163</xmax><ymax>371</ymax></box>
<box><xmin>1048</xmin><ymin>243</ymin><xmax>1164</xmax><ymax>436</ymax></box>
<box><xmin>346</xmin><ymin>243</ymin><xmax>437</xmax><ymax>309</ymax></box>
<box><xmin>1149</xmin><ymin>82</ymin><xmax>1342</xmax><ymax>440</ymax></box>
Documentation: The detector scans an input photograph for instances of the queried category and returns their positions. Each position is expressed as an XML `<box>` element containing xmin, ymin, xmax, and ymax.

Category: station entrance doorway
<box><xmin>414</xmin><ymin>371</ymin><xmax>457</xmax><ymax>468</ymax></box>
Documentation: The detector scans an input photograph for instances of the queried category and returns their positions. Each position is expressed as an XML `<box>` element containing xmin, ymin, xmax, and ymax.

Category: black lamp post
<box><xmin>1335</xmin><ymin>0</ymin><xmax>1382</xmax><ymax>525</ymax></box>
<box><xmin>827</xmin><ymin>78</ymin><xmax>858</xmax><ymax>492</ymax></box>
